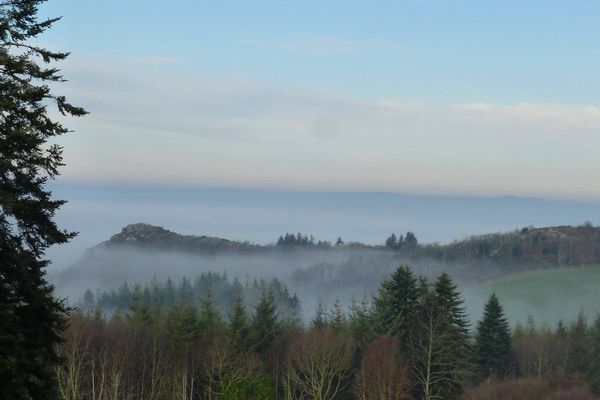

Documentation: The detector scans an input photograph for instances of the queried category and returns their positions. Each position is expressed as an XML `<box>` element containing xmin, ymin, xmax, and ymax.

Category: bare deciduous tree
<box><xmin>354</xmin><ymin>335</ymin><xmax>413</xmax><ymax>400</ymax></box>
<box><xmin>409</xmin><ymin>295</ymin><xmax>458</xmax><ymax>400</ymax></box>
<box><xmin>56</xmin><ymin>333</ymin><xmax>88</xmax><ymax>400</ymax></box>
<box><xmin>284</xmin><ymin>329</ymin><xmax>355</xmax><ymax>400</ymax></box>
<box><xmin>202</xmin><ymin>336</ymin><xmax>263</xmax><ymax>399</ymax></box>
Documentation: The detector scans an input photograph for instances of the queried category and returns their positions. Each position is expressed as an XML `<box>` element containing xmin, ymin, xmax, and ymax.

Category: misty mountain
<box><xmin>46</xmin><ymin>182</ymin><xmax>600</xmax><ymax>272</ymax></box>
<box><xmin>98</xmin><ymin>223</ymin><xmax>260</xmax><ymax>254</ymax></box>
<box><xmin>51</xmin><ymin>222</ymin><xmax>600</xmax><ymax>314</ymax></box>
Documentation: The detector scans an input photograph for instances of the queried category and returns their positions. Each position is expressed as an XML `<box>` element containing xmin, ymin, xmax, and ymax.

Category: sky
<box><xmin>37</xmin><ymin>1</ymin><xmax>600</xmax><ymax>200</ymax></box>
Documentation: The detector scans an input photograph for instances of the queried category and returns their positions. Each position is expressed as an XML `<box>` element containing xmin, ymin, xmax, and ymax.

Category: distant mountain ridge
<box><xmin>52</xmin><ymin>222</ymin><xmax>600</xmax><ymax>304</ymax></box>
<box><xmin>98</xmin><ymin>222</ymin><xmax>600</xmax><ymax>268</ymax></box>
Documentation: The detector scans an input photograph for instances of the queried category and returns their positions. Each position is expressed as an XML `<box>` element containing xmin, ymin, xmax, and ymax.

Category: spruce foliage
<box><xmin>433</xmin><ymin>273</ymin><xmax>472</xmax><ymax>398</ymax></box>
<box><xmin>587</xmin><ymin>314</ymin><xmax>600</xmax><ymax>395</ymax></box>
<box><xmin>0</xmin><ymin>1</ymin><xmax>86</xmax><ymax>397</ymax></box>
<box><xmin>329</xmin><ymin>298</ymin><xmax>348</xmax><ymax>334</ymax></box>
<box><xmin>229</xmin><ymin>293</ymin><xmax>251</xmax><ymax>350</ymax></box>
<box><xmin>348</xmin><ymin>297</ymin><xmax>376</xmax><ymax>350</ymax></box>
<box><xmin>373</xmin><ymin>265</ymin><xmax>420</xmax><ymax>345</ymax></box>
<box><xmin>198</xmin><ymin>290</ymin><xmax>223</xmax><ymax>335</ymax></box>
<box><xmin>567</xmin><ymin>310</ymin><xmax>589</xmax><ymax>374</ymax></box>
<box><xmin>310</xmin><ymin>301</ymin><xmax>327</xmax><ymax>330</ymax></box>
<box><xmin>251</xmin><ymin>291</ymin><xmax>279</xmax><ymax>354</ymax></box>
<box><xmin>127</xmin><ymin>286</ymin><xmax>153</xmax><ymax>325</ymax></box>
<box><xmin>166</xmin><ymin>301</ymin><xmax>198</xmax><ymax>352</ymax></box>
<box><xmin>474</xmin><ymin>294</ymin><xmax>511</xmax><ymax>380</ymax></box>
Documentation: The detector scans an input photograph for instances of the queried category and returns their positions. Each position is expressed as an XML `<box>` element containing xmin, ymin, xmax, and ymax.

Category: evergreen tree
<box><xmin>311</xmin><ymin>301</ymin><xmax>328</xmax><ymax>330</ymax></box>
<box><xmin>556</xmin><ymin>319</ymin><xmax>567</xmax><ymax>339</ymax></box>
<box><xmin>164</xmin><ymin>277</ymin><xmax>176</xmax><ymax>305</ymax></box>
<box><xmin>82</xmin><ymin>289</ymin><xmax>96</xmax><ymax>315</ymax></box>
<box><xmin>166</xmin><ymin>301</ymin><xmax>198</xmax><ymax>352</ymax></box>
<box><xmin>566</xmin><ymin>310</ymin><xmax>589</xmax><ymax>374</ymax></box>
<box><xmin>433</xmin><ymin>273</ymin><xmax>472</xmax><ymax>398</ymax></box>
<box><xmin>373</xmin><ymin>265</ymin><xmax>420</xmax><ymax>346</ymax></box>
<box><xmin>385</xmin><ymin>233</ymin><xmax>398</xmax><ymax>249</ymax></box>
<box><xmin>229</xmin><ymin>293</ymin><xmax>251</xmax><ymax>350</ymax></box>
<box><xmin>404</xmin><ymin>231</ymin><xmax>418</xmax><ymax>247</ymax></box>
<box><xmin>127</xmin><ymin>286</ymin><xmax>153</xmax><ymax>325</ymax></box>
<box><xmin>329</xmin><ymin>298</ymin><xmax>348</xmax><ymax>334</ymax></box>
<box><xmin>251</xmin><ymin>291</ymin><xmax>278</xmax><ymax>354</ymax></box>
<box><xmin>111</xmin><ymin>308</ymin><xmax>123</xmax><ymax>323</ymax></box>
<box><xmin>348</xmin><ymin>297</ymin><xmax>377</xmax><ymax>350</ymax></box>
<box><xmin>587</xmin><ymin>314</ymin><xmax>600</xmax><ymax>395</ymax></box>
<box><xmin>198</xmin><ymin>290</ymin><xmax>223</xmax><ymax>335</ymax></box>
<box><xmin>512</xmin><ymin>322</ymin><xmax>526</xmax><ymax>342</ymax></box>
<box><xmin>92</xmin><ymin>304</ymin><xmax>103</xmax><ymax>321</ymax></box>
<box><xmin>284</xmin><ymin>293</ymin><xmax>302</xmax><ymax>327</ymax></box>
<box><xmin>0</xmin><ymin>1</ymin><xmax>86</xmax><ymax>397</ymax></box>
<box><xmin>525</xmin><ymin>314</ymin><xmax>536</xmax><ymax>337</ymax></box>
<box><xmin>474</xmin><ymin>294</ymin><xmax>511</xmax><ymax>380</ymax></box>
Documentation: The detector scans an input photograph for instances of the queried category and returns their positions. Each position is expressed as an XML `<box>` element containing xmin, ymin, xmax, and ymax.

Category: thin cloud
<box><xmin>52</xmin><ymin>55</ymin><xmax>600</xmax><ymax>199</ymax></box>
<box><xmin>126</xmin><ymin>55</ymin><xmax>184</xmax><ymax>65</ymax></box>
<box><xmin>239</xmin><ymin>36</ymin><xmax>356</xmax><ymax>54</ymax></box>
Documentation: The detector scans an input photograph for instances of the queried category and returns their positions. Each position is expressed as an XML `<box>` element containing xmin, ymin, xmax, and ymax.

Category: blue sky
<box><xmin>37</xmin><ymin>1</ymin><xmax>600</xmax><ymax>199</ymax></box>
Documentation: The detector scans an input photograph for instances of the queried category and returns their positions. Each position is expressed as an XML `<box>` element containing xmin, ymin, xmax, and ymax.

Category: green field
<box><xmin>462</xmin><ymin>265</ymin><xmax>600</xmax><ymax>328</ymax></box>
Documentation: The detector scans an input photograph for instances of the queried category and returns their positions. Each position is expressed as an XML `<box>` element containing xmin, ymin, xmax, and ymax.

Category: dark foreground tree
<box><xmin>433</xmin><ymin>272</ymin><xmax>472</xmax><ymax>398</ymax></box>
<box><xmin>474</xmin><ymin>294</ymin><xmax>511</xmax><ymax>380</ymax></box>
<box><xmin>373</xmin><ymin>265</ymin><xmax>420</xmax><ymax>346</ymax></box>
<box><xmin>251</xmin><ymin>291</ymin><xmax>279</xmax><ymax>354</ymax></box>
<box><xmin>587</xmin><ymin>314</ymin><xmax>600</xmax><ymax>395</ymax></box>
<box><xmin>0</xmin><ymin>1</ymin><xmax>86</xmax><ymax>398</ymax></box>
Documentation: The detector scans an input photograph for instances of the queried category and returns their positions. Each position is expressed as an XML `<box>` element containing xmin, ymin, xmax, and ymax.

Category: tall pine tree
<box><xmin>127</xmin><ymin>285</ymin><xmax>153</xmax><ymax>325</ymax></box>
<box><xmin>198</xmin><ymin>290</ymin><xmax>223</xmax><ymax>336</ymax></box>
<box><xmin>587</xmin><ymin>314</ymin><xmax>600</xmax><ymax>395</ymax></box>
<box><xmin>229</xmin><ymin>293</ymin><xmax>250</xmax><ymax>350</ymax></box>
<box><xmin>0</xmin><ymin>1</ymin><xmax>86</xmax><ymax>398</ymax></box>
<box><xmin>166</xmin><ymin>301</ymin><xmax>198</xmax><ymax>353</ymax></box>
<box><xmin>329</xmin><ymin>298</ymin><xmax>348</xmax><ymax>334</ymax></box>
<box><xmin>433</xmin><ymin>273</ymin><xmax>472</xmax><ymax>398</ymax></box>
<box><xmin>373</xmin><ymin>265</ymin><xmax>420</xmax><ymax>346</ymax></box>
<box><xmin>348</xmin><ymin>297</ymin><xmax>377</xmax><ymax>350</ymax></box>
<box><xmin>310</xmin><ymin>301</ymin><xmax>327</xmax><ymax>330</ymax></box>
<box><xmin>567</xmin><ymin>310</ymin><xmax>589</xmax><ymax>375</ymax></box>
<box><xmin>251</xmin><ymin>291</ymin><xmax>278</xmax><ymax>354</ymax></box>
<box><xmin>474</xmin><ymin>294</ymin><xmax>511</xmax><ymax>380</ymax></box>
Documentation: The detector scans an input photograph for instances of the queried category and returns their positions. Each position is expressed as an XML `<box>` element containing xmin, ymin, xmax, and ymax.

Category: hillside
<box><xmin>99</xmin><ymin>223</ymin><xmax>261</xmax><ymax>254</ymax></box>
<box><xmin>421</xmin><ymin>224</ymin><xmax>600</xmax><ymax>271</ymax></box>
<box><xmin>463</xmin><ymin>264</ymin><xmax>600</xmax><ymax>325</ymax></box>
<box><xmin>52</xmin><ymin>223</ymin><xmax>600</xmax><ymax>306</ymax></box>
<box><xmin>96</xmin><ymin>222</ymin><xmax>600</xmax><ymax>273</ymax></box>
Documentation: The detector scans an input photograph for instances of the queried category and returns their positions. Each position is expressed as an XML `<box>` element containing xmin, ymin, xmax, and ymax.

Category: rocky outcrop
<box><xmin>97</xmin><ymin>223</ymin><xmax>259</xmax><ymax>254</ymax></box>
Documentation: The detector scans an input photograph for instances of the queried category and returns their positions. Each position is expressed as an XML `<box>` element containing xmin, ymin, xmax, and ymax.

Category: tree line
<box><xmin>57</xmin><ymin>265</ymin><xmax>600</xmax><ymax>399</ymax></box>
<box><xmin>80</xmin><ymin>272</ymin><xmax>301</xmax><ymax>323</ymax></box>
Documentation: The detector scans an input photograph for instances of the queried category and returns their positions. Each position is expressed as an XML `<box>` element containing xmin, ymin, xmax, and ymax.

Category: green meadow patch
<box><xmin>463</xmin><ymin>265</ymin><xmax>600</xmax><ymax>327</ymax></box>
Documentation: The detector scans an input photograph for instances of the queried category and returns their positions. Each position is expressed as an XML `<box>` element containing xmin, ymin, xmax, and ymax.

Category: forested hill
<box><xmin>101</xmin><ymin>223</ymin><xmax>600</xmax><ymax>268</ymax></box>
<box><xmin>424</xmin><ymin>224</ymin><xmax>600</xmax><ymax>267</ymax></box>
<box><xmin>53</xmin><ymin>222</ymin><xmax>600</xmax><ymax>303</ymax></box>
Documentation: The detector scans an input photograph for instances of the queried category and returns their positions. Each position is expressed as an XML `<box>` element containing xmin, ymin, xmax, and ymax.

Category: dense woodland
<box><xmin>81</xmin><ymin>273</ymin><xmax>301</xmax><ymax>323</ymax></box>
<box><xmin>58</xmin><ymin>265</ymin><xmax>600</xmax><ymax>400</ymax></box>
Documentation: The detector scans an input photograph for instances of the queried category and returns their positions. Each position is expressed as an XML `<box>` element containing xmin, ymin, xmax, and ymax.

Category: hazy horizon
<box><xmin>46</xmin><ymin>180</ymin><xmax>600</xmax><ymax>272</ymax></box>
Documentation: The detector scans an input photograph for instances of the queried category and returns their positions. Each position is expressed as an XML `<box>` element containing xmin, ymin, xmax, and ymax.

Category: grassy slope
<box><xmin>462</xmin><ymin>265</ymin><xmax>600</xmax><ymax>327</ymax></box>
